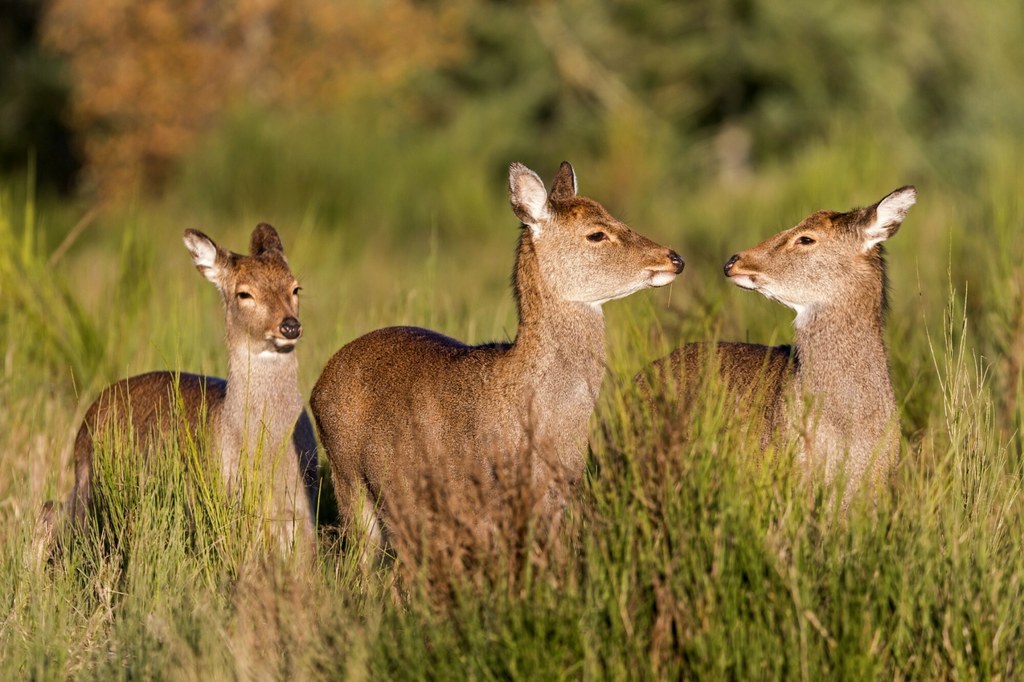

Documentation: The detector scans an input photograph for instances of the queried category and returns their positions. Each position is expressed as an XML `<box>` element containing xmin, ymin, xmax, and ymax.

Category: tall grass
<box><xmin>2</xmin><ymin>113</ymin><xmax>1024</xmax><ymax>678</ymax></box>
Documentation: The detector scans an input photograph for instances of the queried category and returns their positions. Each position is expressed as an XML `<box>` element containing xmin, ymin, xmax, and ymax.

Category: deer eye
<box><xmin>587</xmin><ymin>231</ymin><xmax>608</xmax><ymax>243</ymax></box>
<box><xmin>236</xmin><ymin>291</ymin><xmax>253</xmax><ymax>300</ymax></box>
<box><xmin>796</xmin><ymin>235</ymin><xmax>816</xmax><ymax>246</ymax></box>
<box><xmin>292</xmin><ymin>286</ymin><xmax>301</xmax><ymax>296</ymax></box>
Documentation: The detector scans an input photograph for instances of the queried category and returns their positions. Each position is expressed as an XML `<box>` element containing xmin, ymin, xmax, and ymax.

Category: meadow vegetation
<box><xmin>2</xmin><ymin>0</ymin><xmax>1024</xmax><ymax>678</ymax></box>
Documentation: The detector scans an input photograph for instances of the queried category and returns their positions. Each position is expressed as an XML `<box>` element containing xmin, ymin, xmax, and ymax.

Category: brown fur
<box><xmin>645</xmin><ymin>187</ymin><xmax>916</xmax><ymax>497</ymax></box>
<box><xmin>61</xmin><ymin>224</ymin><xmax>319</xmax><ymax>550</ymax></box>
<box><xmin>311</xmin><ymin>161</ymin><xmax>684</xmax><ymax>556</ymax></box>
<box><xmin>641</xmin><ymin>342</ymin><xmax>793</xmax><ymax>449</ymax></box>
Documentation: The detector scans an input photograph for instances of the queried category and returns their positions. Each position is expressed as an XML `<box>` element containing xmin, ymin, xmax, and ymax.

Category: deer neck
<box><xmin>218</xmin><ymin>343</ymin><xmax>304</xmax><ymax>459</ymax></box>
<box><xmin>793</xmin><ymin>294</ymin><xmax>895</xmax><ymax>426</ymax></box>
<box><xmin>509</xmin><ymin>230</ymin><xmax>607</xmax><ymax>402</ymax></box>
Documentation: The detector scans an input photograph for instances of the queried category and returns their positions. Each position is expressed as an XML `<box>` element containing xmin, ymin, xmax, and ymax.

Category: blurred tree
<box><xmin>423</xmin><ymin>0</ymin><xmax>1020</xmax><ymax>183</ymax></box>
<box><xmin>0</xmin><ymin>0</ymin><xmax>77</xmax><ymax>193</ymax></box>
<box><xmin>42</xmin><ymin>0</ymin><xmax>465</xmax><ymax>199</ymax></box>
<box><xmin>40</xmin><ymin>0</ymin><xmax>1024</xmax><ymax>203</ymax></box>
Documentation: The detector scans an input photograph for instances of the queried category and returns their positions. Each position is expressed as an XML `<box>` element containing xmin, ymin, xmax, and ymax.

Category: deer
<box><xmin>310</xmin><ymin>161</ymin><xmax>685</xmax><ymax>558</ymax></box>
<box><xmin>50</xmin><ymin>224</ymin><xmax>319</xmax><ymax>551</ymax></box>
<box><xmin>641</xmin><ymin>186</ymin><xmax>916</xmax><ymax>500</ymax></box>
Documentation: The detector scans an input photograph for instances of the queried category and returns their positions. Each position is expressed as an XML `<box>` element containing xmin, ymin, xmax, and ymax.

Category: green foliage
<box><xmin>0</xmin><ymin>189</ymin><xmax>104</xmax><ymax>387</ymax></box>
<box><xmin>170</xmin><ymin>0</ymin><xmax>1024</xmax><ymax>223</ymax></box>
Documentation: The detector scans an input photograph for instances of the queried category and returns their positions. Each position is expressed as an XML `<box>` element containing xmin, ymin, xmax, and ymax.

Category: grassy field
<box><xmin>2</xmin><ymin>108</ymin><xmax>1023</xmax><ymax>679</ymax></box>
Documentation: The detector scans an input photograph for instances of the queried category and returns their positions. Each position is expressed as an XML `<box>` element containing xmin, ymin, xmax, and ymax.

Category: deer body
<box><xmin>647</xmin><ymin>342</ymin><xmax>792</xmax><ymax>449</ymax></box>
<box><xmin>311</xmin><ymin>161</ymin><xmax>684</xmax><ymax>551</ymax></box>
<box><xmin>648</xmin><ymin>187</ymin><xmax>916</xmax><ymax>494</ymax></box>
<box><xmin>65</xmin><ymin>225</ymin><xmax>319</xmax><ymax>549</ymax></box>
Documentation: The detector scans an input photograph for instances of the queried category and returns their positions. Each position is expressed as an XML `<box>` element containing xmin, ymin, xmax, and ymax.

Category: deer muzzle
<box><xmin>280</xmin><ymin>316</ymin><xmax>302</xmax><ymax>340</ymax></box>
<box><xmin>723</xmin><ymin>254</ymin><xmax>741</xmax><ymax>276</ymax></box>
<box><xmin>723</xmin><ymin>254</ymin><xmax>760</xmax><ymax>290</ymax></box>
<box><xmin>668</xmin><ymin>250</ymin><xmax>685</xmax><ymax>274</ymax></box>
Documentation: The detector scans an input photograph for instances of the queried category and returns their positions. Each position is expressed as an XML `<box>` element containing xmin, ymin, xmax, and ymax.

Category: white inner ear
<box><xmin>511</xmin><ymin>169</ymin><xmax>551</xmax><ymax>231</ymax></box>
<box><xmin>863</xmin><ymin>187</ymin><xmax>916</xmax><ymax>251</ymax></box>
<box><xmin>183</xmin><ymin>234</ymin><xmax>221</xmax><ymax>283</ymax></box>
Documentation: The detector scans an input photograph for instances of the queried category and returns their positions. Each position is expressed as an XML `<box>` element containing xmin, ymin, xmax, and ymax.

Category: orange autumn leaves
<box><xmin>43</xmin><ymin>0</ymin><xmax>464</xmax><ymax>199</ymax></box>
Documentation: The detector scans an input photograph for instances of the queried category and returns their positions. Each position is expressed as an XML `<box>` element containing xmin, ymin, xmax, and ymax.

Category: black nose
<box><xmin>668</xmin><ymin>250</ymin><xmax>685</xmax><ymax>274</ymax></box>
<box><xmin>280</xmin><ymin>316</ymin><xmax>301</xmax><ymax>340</ymax></box>
<box><xmin>723</xmin><ymin>254</ymin><xmax>740</xmax><ymax>276</ymax></box>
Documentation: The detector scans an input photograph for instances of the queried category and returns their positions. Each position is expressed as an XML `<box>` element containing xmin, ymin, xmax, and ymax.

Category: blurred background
<box><xmin>4</xmin><ymin>0</ymin><xmax>1021</xmax><ymax>205</ymax></box>
<box><xmin>2</xmin><ymin>0</ymin><xmax>1024</xmax><ymax>437</ymax></box>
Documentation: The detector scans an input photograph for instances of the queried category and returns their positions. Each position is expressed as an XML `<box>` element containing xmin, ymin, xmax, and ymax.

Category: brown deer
<box><xmin>56</xmin><ymin>224</ymin><xmax>319</xmax><ymax>550</ymax></box>
<box><xmin>643</xmin><ymin>187</ymin><xmax>916</xmax><ymax>498</ymax></box>
<box><xmin>311</xmin><ymin>161</ymin><xmax>684</xmax><ymax>556</ymax></box>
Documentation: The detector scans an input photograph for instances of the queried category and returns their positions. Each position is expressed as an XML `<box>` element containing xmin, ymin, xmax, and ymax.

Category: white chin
<box><xmin>729</xmin><ymin>274</ymin><xmax>758</xmax><ymax>290</ymax></box>
<box><xmin>264</xmin><ymin>339</ymin><xmax>297</xmax><ymax>354</ymax></box>
<box><xmin>647</xmin><ymin>271</ymin><xmax>679</xmax><ymax>288</ymax></box>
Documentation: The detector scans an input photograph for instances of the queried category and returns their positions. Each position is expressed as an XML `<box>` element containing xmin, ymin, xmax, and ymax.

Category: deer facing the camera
<box><xmin>61</xmin><ymin>224</ymin><xmax>319</xmax><ymax>550</ymax></box>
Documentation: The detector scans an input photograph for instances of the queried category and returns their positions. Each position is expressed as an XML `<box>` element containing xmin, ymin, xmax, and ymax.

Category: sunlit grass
<box><xmin>2</xmin><ymin>115</ymin><xmax>1024</xmax><ymax>678</ymax></box>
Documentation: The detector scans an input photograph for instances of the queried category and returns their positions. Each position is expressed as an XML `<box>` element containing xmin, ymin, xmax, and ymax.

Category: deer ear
<box><xmin>183</xmin><ymin>229</ymin><xmax>225</xmax><ymax>284</ymax></box>
<box><xmin>549</xmin><ymin>160</ymin><xmax>577</xmax><ymax>201</ymax></box>
<box><xmin>250</xmin><ymin>223</ymin><xmax>285</xmax><ymax>256</ymax></box>
<box><xmin>509</xmin><ymin>162</ymin><xmax>551</xmax><ymax>232</ymax></box>
<box><xmin>862</xmin><ymin>186</ymin><xmax>916</xmax><ymax>251</ymax></box>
